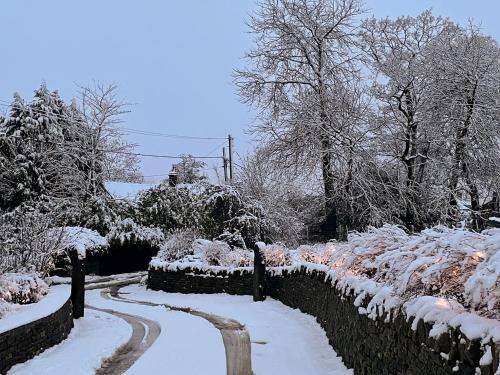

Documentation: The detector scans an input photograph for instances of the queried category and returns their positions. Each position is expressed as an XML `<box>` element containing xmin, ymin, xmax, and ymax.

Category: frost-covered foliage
<box><xmin>0</xmin><ymin>273</ymin><xmax>48</xmax><ymax>305</ymax></box>
<box><xmin>151</xmin><ymin>237</ymin><xmax>253</xmax><ymax>269</ymax></box>
<box><xmin>201</xmin><ymin>184</ymin><xmax>263</xmax><ymax>246</ymax></box>
<box><xmin>215</xmin><ymin>230</ymin><xmax>247</xmax><ymax>249</ymax></box>
<box><xmin>157</xmin><ymin>229</ymin><xmax>198</xmax><ymax>262</ymax></box>
<box><xmin>261</xmin><ymin>243</ymin><xmax>292</xmax><ymax>267</ymax></box>
<box><xmin>136</xmin><ymin>183</ymin><xmax>202</xmax><ymax>233</ymax></box>
<box><xmin>0</xmin><ymin>208</ymin><xmax>66</xmax><ymax>275</ymax></box>
<box><xmin>290</xmin><ymin>225</ymin><xmax>500</xmax><ymax>318</ymax></box>
<box><xmin>52</xmin><ymin>226</ymin><xmax>108</xmax><ymax>257</ymax></box>
<box><xmin>203</xmin><ymin>241</ymin><xmax>253</xmax><ymax>267</ymax></box>
<box><xmin>135</xmin><ymin>182</ymin><xmax>264</xmax><ymax>247</ymax></box>
<box><xmin>106</xmin><ymin>218</ymin><xmax>164</xmax><ymax>248</ymax></box>
<box><xmin>297</xmin><ymin>243</ymin><xmax>336</xmax><ymax>265</ymax></box>
<box><xmin>77</xmin><ymin>195</ymin><xmax>118</xmax><ymax>235</ymax></box>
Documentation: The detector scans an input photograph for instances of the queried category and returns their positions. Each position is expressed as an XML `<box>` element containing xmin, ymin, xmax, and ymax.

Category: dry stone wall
<box><xmin>148</xmin><ymin>265</ymin><xmax>499</xmax><ymax>375</ymax></box>
<box><xmin>0</xmin><ymin>297</ymin><xmax>73</xmax><ymax>374</ymax></box>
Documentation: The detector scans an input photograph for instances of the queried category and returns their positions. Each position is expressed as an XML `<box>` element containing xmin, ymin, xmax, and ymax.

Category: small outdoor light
<box><xmin>168</xmin><ymin>167</ymin><xmax>178</xmax><ymax>187</ymax></box>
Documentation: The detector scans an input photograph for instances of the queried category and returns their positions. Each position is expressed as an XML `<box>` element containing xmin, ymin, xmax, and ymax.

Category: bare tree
<box><xmin>235</xmin><ymin>0</ymin><xmax>365</xmax><ymax>237</ymax></box>
<box><xmin>360</xmin><ymin>10</ymin><xmax>454</xmax><ymax>228</ymax></box>
<box><xmin>428</xmin><ymin>23</ymin><xmax>500</xmax><ymax>228</ymax></box>
<box><xmin>78</xmin><ymin>83</ymin><xmax>141</xmax><ymax>194</ymax></box>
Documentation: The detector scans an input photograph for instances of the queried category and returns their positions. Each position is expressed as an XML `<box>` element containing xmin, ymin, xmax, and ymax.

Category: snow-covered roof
<box><xmin>104</xmin><ymin>181</ymin><xmax>156</xmax><ymax>200</ymax></box>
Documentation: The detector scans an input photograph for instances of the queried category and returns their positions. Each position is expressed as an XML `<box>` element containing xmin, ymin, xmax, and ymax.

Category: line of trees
<box><xmin>234</xmin><ymin>0</ymin><xmax>500</xmax><ymax>237</ymax></box>
<box><xmin>0</xmin><ymin>83</ymin><xmax>142</xmax><ymax>225</ymax></box>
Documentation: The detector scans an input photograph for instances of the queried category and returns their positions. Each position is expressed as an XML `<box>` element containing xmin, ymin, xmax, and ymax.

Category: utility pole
<box><xmin>228</xmin><ymin>134</ymin><xmax>234</xmax><ymax>183</ymax></box>
<box><xmin>223</xmin><ymin>147</ymin><xmax>228</xmax><ymax>183</ymax></box>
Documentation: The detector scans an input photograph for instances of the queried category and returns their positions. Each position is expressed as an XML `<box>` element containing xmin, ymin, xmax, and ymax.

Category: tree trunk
<box><xmin>448</xmin><ymin>82</ymin><xmax>478</xmax><ymax>221</ymax></box>
<box><xmin>320</xmin><ymin>131</ymin><xmax>337</xmax><ymax>239</ymax></box>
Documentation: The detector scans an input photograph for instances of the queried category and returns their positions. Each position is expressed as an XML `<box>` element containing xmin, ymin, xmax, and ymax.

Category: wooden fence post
<box><xmin>70</xmin><ymin>250</ymin><xmax>85</xmax><ymax>319</ymax></box>
<box><xmin>252</xmin><ymin>243</ymin><xmax>266</xmax><ymax>302</ymax></box>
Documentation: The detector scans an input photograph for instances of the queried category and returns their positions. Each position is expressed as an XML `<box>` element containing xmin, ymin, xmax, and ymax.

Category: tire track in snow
<box><xmin>106</xmin><ymin>285</ymin><xmax>254</xmax><ymax>375</ymax></box>
<box><xmin>84</xmin><ymin>305</ymin><xmax>161</xmax><ymax>375</ymax></box>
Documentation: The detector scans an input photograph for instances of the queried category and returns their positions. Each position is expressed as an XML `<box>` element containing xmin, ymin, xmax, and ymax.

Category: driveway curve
<box><xmin>105</xmin><ymin>285</ymin><xmax>253</xmax><ymax>375</ymax></box>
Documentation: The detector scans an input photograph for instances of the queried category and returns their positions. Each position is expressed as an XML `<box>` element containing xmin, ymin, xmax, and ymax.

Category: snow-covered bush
<box><xmin>52</xmin><ymin>226</ymin><xmax>108</xmax><ymax>257</ymax></box>
<box><xmin>0</xmin><ymin>273</ymin><xmax>49</xmax><ymax>305</ymax></box>
<box><xmin>78</xmin><ymin>195</ymin><xmax>118</xmax><ymax>235</ymax></box>
<box><xmin>223</xmin><ymin>210</ymin><xmax>262</xmax><ymax>248</ymax></box>
<box><xmin>224</xmin><ymin>248</ymin><xmax>254</xmax><ymax>267</ymax></box>
<box><xmin>136</xmin><ymin>183</ymin><xmax>202</xmax><ymax>233</ymax></box>
<box><xmin>201</xmin><ymin>184</ymin><xmax>263</xmax><ymax>246</ymax></box>
<box><xmin>0</xmin><ymin>300</ymin><xmax>9</xmax><ymax>318</ymax></box>
<box><xmin>0</xmin><ymin>208</ymin><xmax>66</xmax><ymax>275</ymax></box>
<box><xmin>157</xmin><ymin>229</ymin><xmax>198</xmax><ymax>262</ymax></box>
<box><xmin>261</xmin><ymin>243</ymin><xmax>292</xmax><ymax>267</ymax></box>
<box><xmin>297</xmin><ymin>243</ymin><xmax>335</xmax><ymax>265</ymax></box>
<box><xmin>203</xmin><ymin>241</ymin><xmax>253</xmax><ymax>267</ymax></box>
<box><xmin>321</xmin><ymin>225</ymin><xmax>500</xmax><ymax>317</ymax></box>
<box><xmin>204</xmin><ymin>241</ymin><xmax>233</xmax><ymax>266</ymax></box>
<box><xmin>106</xmin><ymin>218</ymin><xmax>164</xmax><ymax>248</ymax></box>
<box><xmin>215</xmin><ymin>230</ymin><xmax>247</xmax><ymax>249</ymax></box>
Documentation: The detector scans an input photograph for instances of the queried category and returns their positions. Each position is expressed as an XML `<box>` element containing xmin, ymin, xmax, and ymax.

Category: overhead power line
<box><xmin>110</xmin><ymin>149</ymin><xmax>221</xmax><ymax>159</ymax></box>
<box><xmin>120</xmin><ymin>127</ymin><xmax>226</xmax><ymax>140</ymax></box>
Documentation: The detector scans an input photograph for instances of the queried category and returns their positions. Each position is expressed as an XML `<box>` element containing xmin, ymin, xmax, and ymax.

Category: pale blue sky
<box><xmin>1</xmin><ymin>1</ymin><xmax>498</xmax><ymax>181</ymax></box>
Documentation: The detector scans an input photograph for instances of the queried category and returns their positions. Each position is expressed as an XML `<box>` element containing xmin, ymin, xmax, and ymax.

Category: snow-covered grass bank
<box><xmin>7</xmin><ymin>309</ymin><xmax>131</xmax><ymax>375</ymax></box>
<box><xmin>120</xmin><ymin>284</ymin><xmax>353</xmax><ymax>375</ymax></box>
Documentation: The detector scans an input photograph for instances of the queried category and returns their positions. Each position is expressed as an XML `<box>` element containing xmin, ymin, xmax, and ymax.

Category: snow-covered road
<box><xmin>114</xmin><ymin>284</ymin><xmax>353</xmax><ymax>375</ymax></box>
<box><xmin>9</xmin><ymin>281</ymin><xmax>352</xmax><ymax>375</ymax></box>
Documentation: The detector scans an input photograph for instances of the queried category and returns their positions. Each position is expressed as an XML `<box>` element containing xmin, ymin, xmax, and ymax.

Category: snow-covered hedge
<box><xmin>151</xmin><ymin>224</ymin><xmax>500</xmax><ymax>322</ymax></box>
<box><xmin>0</xmin><ymin>273</ymin><xmax>48</xmax><ymax>308</ymax></box>
<box><xmin>0</xmin><ymin>209</ymin><xmax>65</xmax><ymax>275</ymax></box>
<box><xmin>260</xmin><ymin>243</ymin><xmax>292</xmax><ymax>267</ymax></box>
<box><xmin>296</xmin><ymin>243</ymin><xmax>336</xmax><ymax>265</ymax></box>
<box><xmin>106</xmin><ymin>218</ymin><xmax>164</xmax><ymax>248</ymax></box>
<box><xmin>315</xmin><ymin>225</ymin><xmax>500</xmax><ymax>319</ymax></box>
<box><xmin>204</xmin><ymin>241</ymin><xmax>253</xmax><ymax>267</ymax></box>
<box><xmin>52</xmin><ymin>226</ymin><xmax>108</xmax><ymax>258</ymax></box>
<box><xmin>157</xmin><ymin>229</ymin><xmax>198</xmax><ymax>261</ymax></box>
<box><xmin>151</xmin><ymin>237</ymin><xmax>254</xmax><ymax>269</ymax></box>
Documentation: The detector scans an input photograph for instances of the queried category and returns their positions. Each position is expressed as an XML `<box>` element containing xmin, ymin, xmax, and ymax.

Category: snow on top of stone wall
<box><xmin>0</xmin><ymin>284</ymin><xmax>70</xmax><ymax>334</ymax></box>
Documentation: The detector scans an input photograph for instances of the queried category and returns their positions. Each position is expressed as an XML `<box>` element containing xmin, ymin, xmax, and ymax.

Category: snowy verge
<box><xmin>0</xmin><ymin>285</ymin><xmax>70</xmax><ymax>334</ymax></box>
<box><xmin>7</xmin><ymin>308</ymin><xmax>132</xmax><ymax>375</ymax></box>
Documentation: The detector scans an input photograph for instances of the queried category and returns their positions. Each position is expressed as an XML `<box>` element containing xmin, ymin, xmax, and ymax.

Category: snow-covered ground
<box><xmin>118</xmin><ymin>284</ymin><xmax>352</xmax><ymax>375</ymax></box>
<box><xmin>4</xmin><ymin>283</ymin><xmax>351</xmax><ymax>374</ymax></box>
<box><xmin>8</xmin><ymin>309</ymin><xmax>131</xmax><ymax>375</ymax></box>
<box><xmin>86</xmin><ymin>287</ymin><xmax>227</xmax><ymax>375</ymax></box>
